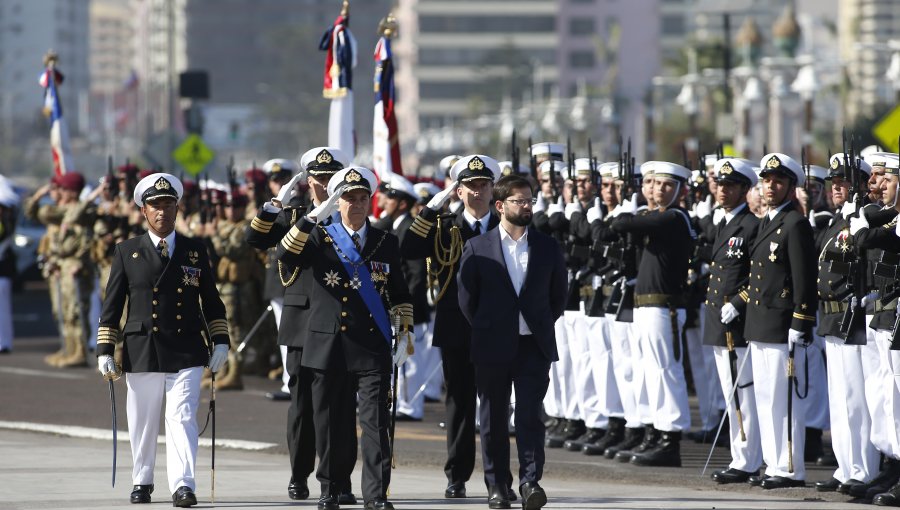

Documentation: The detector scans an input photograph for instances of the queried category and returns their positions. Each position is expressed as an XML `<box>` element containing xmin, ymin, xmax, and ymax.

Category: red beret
<box><xmin>210</xmin><ymin>189</ymin><xmax>226</xmax><ymax>203</ymax></box>
<box><xmin>50</xmin><ymin>174</ymin><xmax>62</xmax><ymax>186</ymax></box>
<box><xmin>181</xmin><ymin>180</ymin><xmax>198</xmax><ymax>195</ymax></box>
<box><xmin>227</xmin><ymin>192</ymin><xmax>249</xmax><ymax>207</ymax></box>
<box><xmin>118</xmin><ymin>164</ymin><xmax>140</xmax><ymax>175</ymax></box>
<box><xmin>138</xmin><ymin>169</ymin><xmax>155</xmax><ymax>180</ymax></box>
<box><xmin>57</xmin><ymin>172</ymin><xmax>86</xmax><ymax>192</ymax></box>
<box><xmin>245</xmin><ymin>168</ymin><xmax>267</xmax><ymax>184</ymax></box>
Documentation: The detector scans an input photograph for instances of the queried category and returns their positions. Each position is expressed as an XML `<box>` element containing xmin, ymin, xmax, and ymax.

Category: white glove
<box><xmin>695</xmin><ymin>195</ymin><xmax>713</xmax><ymax>220</ymax></box>
<box><xmin>788</xmin><ymin>328</ymin><xmax>807</xmax><ymax>349</ymax></box>
<box><xmin>895</xmin><ymin>220</ymin><xmax>900</xmax><ymax>238</ymax></box>
<box><xmin>547</xmin><ymin>196</ymin><xmax>564</xmax><ymax>217</ymax></box>
<box><xmin>861</xmin><ymin>291</ymin><xmax>879</xmax><ymax>307</ymax></box>
<box><xmin>720</xmin><ymin>302</ymin><xmax>739</xmax><ymax>324</ymax></box>
<box><xmin>306</xmin><ymin>188</ymin><xmax>343</xmax><ymax>223</ymax></box>
<box><xmin>97</xmin><ymin>355</ymin><xmax>117</xmax><ymax>377</ymax></box>
<box><xmin>586</xmin><ymin>198</ymin><xmax>603</xmax><ymax>223</ymax></box>
<box><xmin>392</xmin><ymin>334</ymin><xmax>414</xmax><ymax>367</ymax></box>
<box><xmin>624</xmin><ymin>278</ymin><xmax>637</xmax><ymax>287</ymax></box>
<box><xmin>616</xmin><ymin>193</ymin><xmax>638</xmax><ymax>217</ymax></box>
<box><xmin>533</xmin><ymin>192</ymin><xmax>547</xmax><ymax>214</ymax></box>
<box><xmin>809</xmin><ymin>209</ymin><xmax>816</xmax><ymax>228</ymax></box>
<box><xmin>849</xmin><ymin>213</ymin><xmax>869</xmax><ymax>235</ymax></box>
<box><xmin>840</xmin><ymin>200</ymin><xmax>857</xmax><ymax>219</ymax></box>
<box><xmin>274</xmin><ymin>172</ymin><xmax>305</xmax><ymax>204</ymax></box>
<box><xmin>712</xmin><ymin>207</ymin><xmax>726</xmax><ymax>226</ymax></box>
<box><xmin>564</xmin><ymin>201</ymin><xmax>582</xmax><ymax>221</ymax></box>
<box><xmin>208</xmin><ymin>344</ymin><xmax>229</xmax><ymax>373</ymax></box>
<box><xmin>426</xmin><ymin>181</ymin><xmax>458</xmax><ymax>210</ymax></box>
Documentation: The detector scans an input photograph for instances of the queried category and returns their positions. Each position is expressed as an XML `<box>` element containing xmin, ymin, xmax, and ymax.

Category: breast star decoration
<box><xmin>324</xmin><ymin>270</ymin><xmax>342</xmax><ymax>288</ymax></box>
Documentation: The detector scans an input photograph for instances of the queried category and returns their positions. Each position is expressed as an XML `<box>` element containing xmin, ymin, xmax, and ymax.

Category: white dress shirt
<box><xmin>148</xmin><ymin>230</ymin><xmax>176</xmax><ymax>258</ymax></box>
<box><xmin>723</xmin><ymin>202</ymin><xmax>747</xmax><ymax>225</ymax></box>
<box><xmin>342</xmin><ymin>222</ymin><xmax>367</xmax><ymax>249</ymax></box>
<box><xmin>463</xmin><ymin>209</ymin><xmax>490</xmax><ymax>234</ymax></box>
<box><xmin>499</xmin><ymin>226</ymin><xmax>532</xmax><ymax>335</ymax></box>
<box><xmin>766</xmin><ymin>200</ymin><xmax>791</xmax><ymax>220</ymax></box>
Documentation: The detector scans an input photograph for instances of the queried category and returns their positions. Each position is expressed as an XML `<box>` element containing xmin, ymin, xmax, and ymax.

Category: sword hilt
<box><xmin>103</xmin><ymin>363</ymin><xmax>123</xmax><ymax>382</ymax></box>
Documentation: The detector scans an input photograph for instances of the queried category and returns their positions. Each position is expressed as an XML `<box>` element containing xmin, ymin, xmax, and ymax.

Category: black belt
<box><xmin>634</xmin><ymin>293</ymin><xmax>686</xmax><ymax>308</ymax></box>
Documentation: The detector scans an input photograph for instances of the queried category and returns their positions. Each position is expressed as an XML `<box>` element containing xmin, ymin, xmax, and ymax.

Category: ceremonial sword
<box><xmin>236</xmin><ymin>305</ymin><xmax>273</xmax><ymax>354</ymax></box>
<box><xmin>701</xmin><ymin>348</ymin><xmax>750</xmax><ymax>477</ymax></box>
<box><xmin>103</xmin><ymin>362</ymin><xmax>123</xmax><ymax>487</ymax></box>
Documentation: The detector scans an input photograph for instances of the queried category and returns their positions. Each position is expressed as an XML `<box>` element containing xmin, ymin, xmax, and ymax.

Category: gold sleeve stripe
<box><xmin>280</xmin><ymin>226</ymin><xmax>309</xmax><ymax>254</ymax></box>
<box><xmin>410</xmin><ymin>217</ymin><xmax>433</xmax><ymax>238</ymax></box>
<box><xmin>250</xmin><ymin>217</ymin><xmax>273</xmax><ymax>233</ymax></box>
<box><xmin>739</xmin><ymin>290</ymin><xmax>749</xmax><ymax>302</ymax></box>
<box><xmin>792</xmin><ymin>312</ymin><xmax>816</xmax><ymax>321</ymax></box>
<box><xmin>96</xmin><ymin>338</ymin><xmax>115</xmax><ymax>345</ymax></box>
<box><xmin>96</xmin><ymin>332</ymin><xmax>118</xmax><ymax>341</ymax></box>
<box><xmin>98</xmin><ymin>326</ymin><xmax>119</xmax><ymax>335</ymax></box>
<box><xmin>208</xmin><ymin>328</ymin><xmax>229</xmax><ymax>337</ymax></box>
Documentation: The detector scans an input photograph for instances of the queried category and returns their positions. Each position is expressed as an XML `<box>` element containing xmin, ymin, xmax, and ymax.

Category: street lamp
<box><xmin>677</xmin><ymin>77</ymin><xmax>700</xmax><ymax>158</ymax></box>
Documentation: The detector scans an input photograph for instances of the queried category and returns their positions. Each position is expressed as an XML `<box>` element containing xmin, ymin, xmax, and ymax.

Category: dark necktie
<box><xmin>473</xmin><ymin>221</ymin><xmax>482</xmax><ymax>235</ymax></box>
<box><xmin>760</xmin><ymin>215</ymin><xmax>770</xmax><ymax>231</ymax></box>
<box><xmin>157</xmin><ymin>239</ymin><xmax>169</xmax><ymax>260</ymax></box>
<box><xmin>351</xmin><ymin>232</ymin><xmax>362</xmax><ymax>253</ymax></box>
<box><xmin>716</xmin><ymin>217</ymin><xmax>726</xmax><ymax>239</ymax></box>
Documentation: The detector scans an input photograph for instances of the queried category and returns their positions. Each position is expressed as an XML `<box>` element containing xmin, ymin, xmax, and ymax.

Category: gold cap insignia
<box><xmin>501</xmin><ymin>165</ymin><xmax>513</xmax><ymax>176</ymax></box>
<box><xmin>766</xmin><ymin>155</ymin><xmax>781</xmax><ymax>169</ymax></box>
<box><xmin>271</xmin><ymin>162</ymin><xmax>282</xmax><ymax>173</ymax></box>
<box><xmin>316</xmin><ymin>150</ymin><xmax>333</xmax><ymax>164</ymax></box>
<box><xmin>154</xmin><ymin>177</ymin><xmax>171</xmax><ymax>190</ymax></box>
<box><xmin>720</xmin><ymin>162</ymin><xmax>733</xmax><ymax>174</ymax></box>
<box><xmin>468</xmin><ymin>156</ymin><xmax>485</xmax><ymax>171</ymax></box>
<box><xmin>346</xmin><ymin>169</ymin><xmax>362</xmax><ymax>182</ymax></box>
<box><xmin>830</xmin><ymin>159</ymin><xmax>840</xmax><ymax>170</ymax></box>
<box><xmin>417</xmin><ymin>188</ymin><xmax>430</xmax><ymax>198</ymax></box>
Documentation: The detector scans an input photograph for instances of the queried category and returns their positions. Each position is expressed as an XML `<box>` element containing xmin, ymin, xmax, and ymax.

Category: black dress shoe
<box><xmin>288</xmin><ymin>479</ymin><xmax>310</xmax><ymax>500</ymax></box>
<box><xmin>338</xmin><ymin>491</ymin><xmax>357</xmax><ymax>505</ymax></box>
<box><xmin>816</xmin><ymin>452</ymin><xmax>838</xmax><ymax>467</ymax></box>
<box><xmin>130</xmin><ymin>484</ymin><xmax>153</xmax><ymax>504</ymax></box>
<box><xmin>445</xmin><ymin>481</ymin><xmax>466</xmax><ymax>498</ymax></box>
<box><xmin>266</xmin><ymin>391</ymin><xmax>291</xmax><ymax>401</ymax></box>
<box><xmin>488</xmin><ymin>485</ymin><xmax>511</xmax><ymax>509</ymax></box>
<box><xmin>872</xmin><ymin>482</ymin><xmax>900</xmax><ymax>506</ymax></box>
<box><xmin>318</xmin><ymin>494</ymin><xmax>340</xmax><ymax>510</ymax></box>
<box><xmin>172</xmin><ymin>486</ymin><xmax>197</xmax><ymax>508</ymax></box>
<box><xmin>748</xmin><ymin>475</ymin><xmax>769</xmax><ymax>487</ymax></box>
<box><xmin>760</xmin><ymin>476</ymin><xmax>805</xmax><ymax>489</ymax></box>
<box><xmin>506</xmin><ymin>486</ymin><xmax>517</xmax><ymax>502</ymax></box>
<box><xmin>814</xmin><ymin>477</ymin><xmax>841</xmax><ymax>492</ymax></box>
<box><xmin>564</xmin><ymin>428</ymin><xmax>604</xmax><ymax>452</ymax></box>
<box><xmin>837</xmin><ymin>479</ymin><xmax>864</xmax><ymax>495</ymax></box>
<box><xmin>364</xmin><ymin>497</ymin><xmax>394</xmax><ymax>510</ymax></box>
<box><xmin>519</xmin><ymin>482</ymin><xmax>547</xmax><ymax>510</ymax></box>
<box><xmin>850</xmin><ymin>459</ymin><xmax>900</xmax><ymax>498</ymax></box>
<box><xmin>712</xmin><ymin>468</ymin><xmax>757</xmax><ymax>484</ymax></box>
<box><xmin>394</xmin><ymin>413</ymin><xmax>422</xmax><ymax>422</ymax></box>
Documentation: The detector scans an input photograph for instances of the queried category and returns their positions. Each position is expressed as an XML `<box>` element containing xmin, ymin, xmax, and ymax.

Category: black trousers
<box><xmin>311</xmin><ymin>367</ymin><xmax>391</xmax><ymax>501</ymax></box>
<box><xmin>441</xmin><ymin>344</ymin><xmax>476</xmax><ymax>485</ymax></box>
<box><xmin>475</xmin><ymin>335</ymin><xmax>551</xmax><ymax>489</ymax></box>
<box><xmin>286</xmin><ymin>347</ymin><xmax>316</xmax><ymax>484</ymax></box>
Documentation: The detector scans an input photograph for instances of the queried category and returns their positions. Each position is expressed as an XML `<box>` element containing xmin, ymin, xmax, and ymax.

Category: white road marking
<box><xmin>0</xmin><ymin>366</ymin><xmax>84</xmax><ymax>379</ymax></box>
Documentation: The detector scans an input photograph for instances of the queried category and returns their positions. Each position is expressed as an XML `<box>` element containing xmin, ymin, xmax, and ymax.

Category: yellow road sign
<box><xmin>172</xmin><ymin>134</ymin><xmax>215</xmax><ymax>176</ymax></box>
<box><xmin>873</xmin><ymin>105</ymin><xmax>900</xmax><ymax>154</ymax></box>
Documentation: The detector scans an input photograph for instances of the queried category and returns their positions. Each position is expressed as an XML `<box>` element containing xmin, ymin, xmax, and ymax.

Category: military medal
<box><xmin>188</xmin><ymin>250</ymin><xmax>199</xmax><ymax>264</ymax></box>
<box><xmin>769</xmin><ymin>242</ymin><xmax>778</xmax><ymax>262</ymax></box>
<box><xmin>350</xmin><ymin>275</ymin><xmax>362</xmax><ymax>290</ymax></box>
<box><xmin>181</xmin><ymin>266</ymin><xmax>201</xmax><ymax>287</ymax></box>
<box><xmin>324</xmin><ymin>270</ymin><xmax>341</xmax><ymax>287</ymax></box>
<box><xmin>836</xmin><ymin>229</ymin><xmax>850</xmax><ymax>253</ymax></box>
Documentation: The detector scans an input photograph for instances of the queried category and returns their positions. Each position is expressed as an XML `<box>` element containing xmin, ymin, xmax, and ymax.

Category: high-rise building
<box><xmin>90</xmin><ymin>0</ymin><xmax>134</xmax><ymax>95</ymax></box>
<box><xmin>839</xmin><ymin>0</ymin><xmax>900</xmax><ymax>120</ymax></box>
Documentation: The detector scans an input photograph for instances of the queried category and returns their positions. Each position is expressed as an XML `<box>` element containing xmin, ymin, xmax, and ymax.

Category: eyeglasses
<box><xmin>505</xmin><ymin>198</ymin><xmax>538</xmax><ymax>207</ymax></box>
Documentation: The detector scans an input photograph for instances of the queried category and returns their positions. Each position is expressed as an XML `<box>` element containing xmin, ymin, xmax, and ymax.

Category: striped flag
<box><xmin>372</xmin><ymin>34</ymin><xmax>402</xmax><ymax>178</ymax></box>
<box><xmin>39</xmin><ymin>64</ymin><xmax>74</xmax><ymax>176</ymax></box>
<box><xmin>319</xmin><ymin>6</ymin><xmax>357</xmax><ymax>160</ymax></box>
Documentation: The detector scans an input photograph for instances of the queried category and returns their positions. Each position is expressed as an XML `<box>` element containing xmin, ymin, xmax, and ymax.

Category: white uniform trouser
<box><xmin>607</xmin><ymin>315</ymin><xmax>639</xmax><ymax>427</ymax></box>
<box><xmin>634</xmin><ymin>306</ymin><xmax>690</xmax><ymax>432</ymax></box>
<box><xmin>560</xmin><ymin>312</ymin><xmax>581</xmax><ymax>420</ymax></box>
<box><xmin>0</xmin><ymin>277</ymin><xmax>12</xmax><ymax>351</ymax></box>
<box><xmin>875</xmin><ymin>329</ymin><xmax>900</xmax><ymax>459</ymax></box>
<box><xmin>88</xmin><ymin>276</ymin><xmax>101</xmax><ymax>350</ymax></box>
<box><xmin>581</xmin><ymin>315</ymin><xmax>619</xmax><ymax>428</ymax></box>
<box><xmin>685</xmin><ymin>308</ymin><xmax>725</xmax><ymax>430</ymax></box>
<box><xmin>865</xmin><ymin>318</ymin><xmax>892</xmax><ymax>457</ymax></box>
<box><xmin>805</xmin><ymin>334</ymin><xmax>829</xmax><ymax>430</ymax></box>
<box><xmin>126</xmin><ymin>366</ymin><xmax>203</xmax><ymax>493</ymax></box>
<box><xmin>543</xmin><ymin>315</ymin><xmax>568</xmax><ymax>419</ymax></box>
<box><xmin>271</xmin><ymin>298</ymin><xmax>289</xmax><ymax>393</ymax></box>
<box><xmin>824</xmin><ymin>335</ymin><xmax>879</xmax><ymax>483</ymax></box>
<box><xmin>628</xmin><ymin>320</ymin><xmax>652</xmax><ymax>425</ymax></box>
<box><xmin>750</xmin><ymin>341</ymin><xmax>807</xmax><ymax>480</ymax></box>
<box><xmin>396</xmin><ymin>323</ymin><xmax>429</xmax><ymax>419</ymax></box>
<box><xmin>712</xmin><ymin>345</ymin><xmax>762</xmax><ymax>472</ymax></box>
<box><xmin>423</xmin><ymin>313</ymin><xmax>443</xmax><ymax>400</ymax></box>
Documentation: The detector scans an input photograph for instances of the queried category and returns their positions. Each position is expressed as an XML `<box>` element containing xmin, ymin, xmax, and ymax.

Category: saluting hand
<box><xmin>426</xmin><ymin>181</ymin><xmax>458</xmax><ymax>210</ymax></box>
<box><xmin>306</xmin><ymin>188</ymin><xmax>342</xmax><ymax>223</ymax></box>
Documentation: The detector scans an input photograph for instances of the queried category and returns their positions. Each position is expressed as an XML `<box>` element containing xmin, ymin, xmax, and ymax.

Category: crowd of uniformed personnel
<box><xmin>16</xmin><ymin>138</ymin><xmax>900</xmax><ymax>508</ymax></box>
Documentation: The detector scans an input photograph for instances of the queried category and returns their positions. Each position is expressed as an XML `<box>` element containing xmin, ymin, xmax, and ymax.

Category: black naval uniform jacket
<box><xmin>742</xmin><ymin>202</ymin><xmax>817</xmax><ymax>342</ymax></box>
<box><xmin>855</xmin><ymin>208</ymin><xmax>900</xmax><ymax>332</ymax></box>
<box><xmin>392</xmin><ymin>213</ymin><xmax>430</xmax><ymax>325</ymax></box>
<box><xmin>245</xmin><ymin>197</ymin><xmax>318</xmax><ymax>349</ymax></box>
<box><xmin>814</xmin><ymin>212</ymin><xmax>856</xmax><ymax>339</ymax></box>
<box><xmin>97</xmin><ymin>233</ymin><xmax>229</xmax><ymax>372</ymax></box>
<box><xmin>401</xmin><ymin>207</ymin><xmax>499</xmax><ymax>349</ymax></box>
<box><xmin>275</xmin><ymin>218</ymin><xmax>412</xmax><ymax>373</ymax></box>
<box><xmin>701</xmin><ymin>204</ymin><xmax>759</xmax><ymax>347</ymax></box>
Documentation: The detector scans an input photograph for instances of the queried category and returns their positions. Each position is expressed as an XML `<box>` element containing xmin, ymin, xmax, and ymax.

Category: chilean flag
<box><xmin>372</xmin><ymin>36</ymin><xmax>402</xmax><ymax>178</ymax></box>
<box><xmin>39</xmin><ymin>67</ymin><xmax>74</xmax><ymax>175</ymax></box>
<box><xmin>319</xmin><ymin>9</ymin><xmax>357</xmax><ymax>159</ymax></box>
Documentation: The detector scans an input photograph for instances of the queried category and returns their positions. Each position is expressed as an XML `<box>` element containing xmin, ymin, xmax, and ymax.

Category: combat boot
<box><xmin>583</xmin><ymin>417</ymin><xmax>625</xmax><ymax>456</ymax></box>
<box><xmin>546</xmin><ymin>419</ymin><xmax>585</xmax><ymax>448</ymax></box>
<box><xmin>604</xmin><ymin>426</ymin><xmax>645</xmax><ymax>459</ymax></box>
<box><xmin>614</xmin><ymin>425</ymin><xmax>657</xmax><ymax>462</ymax></box>
<box><xmin>564</xmin><ymin>427</ymin><xmax>604</xmax><ymax>452</ymax></box>
<box><xmin>872</xmin><ymin>480</ymin><xmax>900</xmax><ymax>506</ymax></box>
<box><xmin>630</xmin><ymin>431</ymin><xmax>682</xmax><ymax>467</ymax></box>
<box><xmin>57</xmin><ymin>338</ymin><xmax>88</xmax><ymax>368</ymax></box>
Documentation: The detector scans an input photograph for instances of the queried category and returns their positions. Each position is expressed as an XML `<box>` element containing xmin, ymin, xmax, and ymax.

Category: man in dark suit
<box><xmin>97</xmin><ymin>173</ymin><xmax>230</xmax><ymax>508</ymax></box>
<box><xmin>699</xmin><ymin>158</ymin><xmax>763</xmax><ymax>484</ymax></box>
<box><xmin>741</xmin><ymin>153</ymin><xmax>817</xmax><ymax>489</ymax></box>
<box><xmin>246</xmin><ymin>148</ymin><xmax>358</xmax><ymax>504</ymax></box>
<box><xmin>401</xmin><ymin>154</ymin><xmax>501</xmax><ymax>499</ymax></box>
<box><xmin>275</xmin><ymin>166</ymin><xmax>413</xmax><ymax>510</ymax></box>
<box><xmin>458</xmin><ymin>173</ymin><xmax>566</xmax><ymax>510</ymax></box>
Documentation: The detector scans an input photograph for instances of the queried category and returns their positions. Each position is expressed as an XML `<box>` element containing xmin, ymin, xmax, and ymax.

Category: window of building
<box><xmin>419</xmin><ymin>15</ymin><xmax>555</xmax><ymax>33</ymax></box>
<box><xmin>661</xmin><ymin>14</ymin><xmax>685</xmax><ymax>35</ymax></box>
<box><xmin>569</xmin><ymin>18</ymin><xmax>595</xmax><ymax>35</ymax></box>
<box><xmin>569</xmin><ymin>50</ymin><xmax>595</xmax><ymax>68</ymax></box>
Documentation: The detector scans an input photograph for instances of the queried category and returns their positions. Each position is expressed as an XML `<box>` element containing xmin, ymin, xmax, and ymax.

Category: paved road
<box><xmin>0</xmin><ymin>285</ymin><xmax>864</xmax><ymax>508</ymax></box>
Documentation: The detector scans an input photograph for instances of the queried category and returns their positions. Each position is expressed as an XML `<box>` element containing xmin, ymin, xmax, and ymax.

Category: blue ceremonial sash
<box><xmin>325</xmin><ymin>223</ymin><xmax>392</xmax><ymax>344</ymax></box>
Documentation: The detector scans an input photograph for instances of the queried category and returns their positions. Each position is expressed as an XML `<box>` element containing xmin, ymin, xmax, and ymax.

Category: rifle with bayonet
<box><xmin>511</xmin><ymin>129</ymin><xmax>520</xmax><ymax>176</ymax></box>
<box><xmin>838</xmin><ymin>131</ymin><xmax>867</xmax><ymax>342</ymax></box>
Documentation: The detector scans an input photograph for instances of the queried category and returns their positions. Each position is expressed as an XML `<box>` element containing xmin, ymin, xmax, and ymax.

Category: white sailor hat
<box><xmin>830</xmin><ymin>153</ymin><xmax>873</xmax><ymax>179</ymax></box>
<box><xmin>263</xmin><ymin>158</ymin><xmax>297</xmax><ymax>178</ymax></box>
<box><xmin>860</xmin><ymin>145</ymin><xmax>883</xmax><ymax>158</ymax></box>
<box><xmin>714</xmin><ymin>158</ymin><xmax>758</xmax><ymax>187</ymax></box>
<box><xmin>572</xmin><ymin>158</ymin><xmax>594</xmax><ymax>178</ymax></box>
<box><xmin>413</xmin><ymin>182</ymin><xmax>442</xmax><ymax>204</ymax></box>
<box><xmin>327</xmin><ymin>166</ymin><xmax>378</xmax><ymax>197</ymax></box>
<box><xmin>498</xmin><ymin>160</ymin><xmax>530</xmax><ymax>177</ymax></box>
<box><xmin>807</xmin><ymin>165</ymin><xmax>829</xmax><ymax>184</ymax></box>
<box><xmin>865</xmin><ymin>153</ymin><xmax>900</xmax><ymax>176</ymax></box>
<box><xmin>133</xmin><ymin>172</ymin><xmax>182</xmax><ymax>207</ymax></box>
<box><xmin>703</xmin><ymin>154</ymin><xmax>719</xmax><ymax>168</ymax></box>
<box><xmin>639</xmin><ymin>161</ymin><xmax>656</xmax><ymax>177</ymax></box>
<box><xmin>598</xmin><ymin>162</ymin><xmax>623</xmax><ymax>180</ymax></box>
<box><xmin>300</xmin><ymin>146</ymin><xmax>349</xmax><ymax>176</ymax></box>
<box><xmin>641</xmin><ymin>161</ymin><xmax>691</xmax><ymax>181</ymax></box>
<box><xmin>437</xmin><ymin>154</ymin><xmax>462</xmax><ymax>179</ymax></box>
<box><xmin>381</xmin><ymin>173</ymin><xmax>417</xmax><ymax>201</ymax></box>
<box><xmin>760</xmin><ymin>153</ymin><xmax>804</xmax><ymax>185</ymax></box>
<box><xmin>530</xmin><ymin>142</ymin><xmax>566</xmax><ymax>160</ymax></box>
<box><xmin>450</xmin><ymin>155</ymin><xmax>502</xmax><ymax>183</ymax></box>
<box><xmin>537</xmin><ymin>160</ymin><xmax>567</xmax><ymax>179</ymax></box>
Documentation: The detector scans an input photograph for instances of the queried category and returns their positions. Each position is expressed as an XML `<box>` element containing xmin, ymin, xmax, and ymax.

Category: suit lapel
<box><xmin>520</xmin><ymin>228</ymin><xmax>539</xmax><ymax>296</ymax></box>
<box><xmin>140</xmin><ymin>233</ymin><xmax>164</xmax><ymax>280</ymax></box>
<box><xmin>752</xmin><ymin>203</ymin><xmax>792</xmax><ymax>256</ymax></box>
<box><xmin>486</xmin><ymin>228</ymin><xmax>517</xmax><ymax>297</ymax></box>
